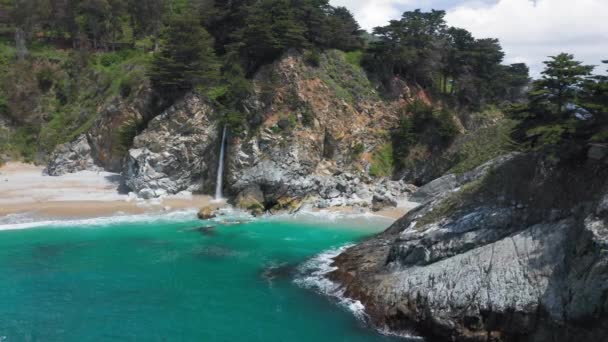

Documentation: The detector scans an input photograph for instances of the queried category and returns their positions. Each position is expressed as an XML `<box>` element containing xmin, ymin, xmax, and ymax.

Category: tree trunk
<box><xmin>15</xmin><ymin>28</ymin><xmax>28</xmax><ymax>60</ymax></box>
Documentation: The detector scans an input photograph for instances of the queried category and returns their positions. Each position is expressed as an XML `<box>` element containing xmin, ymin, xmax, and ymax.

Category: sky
<box><xmin>330</xmin><ymin>0</ymin><xmax>608</xmax><ymax>77</ymax></box>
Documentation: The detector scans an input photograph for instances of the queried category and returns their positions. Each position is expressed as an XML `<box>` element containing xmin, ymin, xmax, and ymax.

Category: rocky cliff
<box><xmin>118</xmin><ymin>50</ymin><xmax>421</xmax><ymax>208</ymax></box>
<box><xmin>42</xmin><ymin>50</ymin><xmax>512</xmax><ymax>211</ymax></box>
<box><xmin>330</xmin><ymin>146</ymin><xmax>608</xmax><ymax>341</ymax></box>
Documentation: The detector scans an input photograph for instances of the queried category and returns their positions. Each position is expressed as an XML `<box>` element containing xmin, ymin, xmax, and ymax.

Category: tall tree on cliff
<box><xmin>149</xmin><ymin>12</ymin><xmax>219</xmax><ymax>98</ymax></box>
<box><xmin>535</xmin><ymin>53</ymin><xmax>594</xmax><ymax>116</ymax></box>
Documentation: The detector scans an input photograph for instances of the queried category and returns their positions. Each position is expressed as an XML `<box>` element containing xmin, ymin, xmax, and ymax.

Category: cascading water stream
<box><xmin>215</xmin><ymin>125</ymin><xmax>228</xmax><ymax>201</ymax></box>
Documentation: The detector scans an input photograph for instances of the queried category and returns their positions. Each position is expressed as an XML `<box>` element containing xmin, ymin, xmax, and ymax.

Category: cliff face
<box><xmin>41</xmin><ymin>49</ymin><xmax>516</xmax><ymax>210</ymax></box>
<box><xmin>109</xmin><ymin>50</ymin><xmax>420</xmax><ymax>206</ymax></box>
<box><xmin>330</xmin><ymin>147</ymin><xmax>608</xmax><ymax>341</ymax></box>
<box><xmin>225</xmin><ymin>50</ymin><xmax>413</xmax><ymax>207</ymax></box>
<box><xmin>45</xmin><ymin>67</ymin><xmax>157</xmax><ymax>175</ymax></box>
<box><xmin>124</xmin><ymin>94</ymin><xmax>220</xmax><ymax>198</ymax></box>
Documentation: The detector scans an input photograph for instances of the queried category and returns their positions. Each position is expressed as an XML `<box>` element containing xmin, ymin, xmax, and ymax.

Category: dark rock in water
<box><xmin>192</xmin><ymin>226</ymin><xmax>216</xmax><ymax>236</ymax></box>
<box><xmin>330</xmin><ymin>151</ymin><xmax>608</xmax><ymax>342</ymax></box>
<box><xmin>260</xmin><ymin>262</ymin><xmax>297</xmax><ymax>283</ymax></box>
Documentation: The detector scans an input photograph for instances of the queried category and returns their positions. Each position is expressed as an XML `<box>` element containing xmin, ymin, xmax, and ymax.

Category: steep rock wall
<box><xmin>330</xmin><ymin>148</ymin><xmax>608</xmax><ymax>341</ymax></box>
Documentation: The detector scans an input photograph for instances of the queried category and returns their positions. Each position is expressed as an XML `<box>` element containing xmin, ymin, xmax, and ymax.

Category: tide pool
<box><xmin>0</xmin><ymin>212</ymin><xmax>413</xmax><ymax>341</ymax></box>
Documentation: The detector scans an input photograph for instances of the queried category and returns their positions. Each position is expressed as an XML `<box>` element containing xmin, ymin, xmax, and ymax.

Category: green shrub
<box><xmin>527</xmin><ymin>122</ymin><xmax>575</xmax><ymax>147</ymax></box>
<box><xmin>344</xmin><ymin>51</ymin><xmax>363</xmax><ymax>67</ymax></box>
<box><xmin>437</xmin><ymin>109</ymin><xmax>459</xmax><ymax>143</ymax></box>
<box><xmin>369</xmin><ymin>143</ymin><xmax>394</xmax><ymax>177</ymax></box>
<box><xmin>590</xmin><ymin>129</ymin><xmax>608</xmax><ymax>142</ymax></box>
<box><xmin>304</xmin><ymin>50</ymin><xmax>321</xmax><ymax>67</ymax></box>
<box><xmin>449</xmin><ymin>120</ymin><xmax>520</xmax><ymax>174</ymax></box>
<box><xmin>36</xmin><ymin>67</ymin><xmax>55</xmax><ymax>92</ymax></box>
<box><xmin>114</xmin><ymin>118</ymin><xmax>143</xmax><ymax>154</ymax></box>
<box><xmin>223</xmin><ymin>111</ymin><xmax>247</xmax><ymax>133</ymax></box>
<box><xmin>407</xmin><ymin>99</ymin><xmax>434</xmax><ymax>126</ymax></box>
<box><xmin>351</xmin><ymin>142</ymin><xmax>365</xmax><ymax>160</ymax></box>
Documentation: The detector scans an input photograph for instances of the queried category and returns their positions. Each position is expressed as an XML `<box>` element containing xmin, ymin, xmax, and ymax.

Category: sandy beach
<box><xmin>0</xmin><ymin>162</ymin><xmax>415</xmax><ymax>222</ymax></box>
<box><xmin>0</xmin><ymin>162</ymin><xmax>217</xmax><ymax>220</ymax></box>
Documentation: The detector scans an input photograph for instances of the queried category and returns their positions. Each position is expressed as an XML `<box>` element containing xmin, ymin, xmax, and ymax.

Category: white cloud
<box><xmin>331</xmin><ymin>0</ymin><xmax>608</xmax><ymax>77</ymax></box>
<box><xmin>330</xmin><ymin>0</ymin><xmax>407</xmax><ymax>30</ymax></box>
<box><xmin>446</xmin><ymin>0</ymin><xmax>608</xmax><ymax>76</ymax></box>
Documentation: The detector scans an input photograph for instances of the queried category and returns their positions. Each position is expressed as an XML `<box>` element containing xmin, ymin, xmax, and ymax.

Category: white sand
<box><xmin>0</xmin><ymin>162</ymin><xmax>416</xmax><ymax>223</ymax></box>
<box><xmin>0</xmin><ymin>162</ymin><xmax>128</xmax><ymax>205</ymax></box>
<box><xmin>0</xmin><ymin>162</ymin><xmax>215</xmax><ymax>220</ymax></box>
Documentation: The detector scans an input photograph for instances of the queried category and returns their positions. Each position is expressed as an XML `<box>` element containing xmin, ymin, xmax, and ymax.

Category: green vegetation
<box><xmin>351</xmin><ymin>143</ymin><xmax>365</xmax><ymax>160</ymax></box>
<box><xmin>149</xmin><ymin>13</ymin><xmax>219</xmax><ymax>98</ymax></box>
<box><xmin>416</xmin><ymin>178</ymin><xmax>484</xmax><ymax>228</ymax></box>
<box><xmin>393</xmin><ymin>99</ymin><xmax>459</xmax><ymax>168</ymax></box>
<box><xmin>509</xmin><ymin>56</ymin><xmax>607</xmax><ymax>149</ymax></box>
<box><xmin>363</xmin><ymin>10</ymin><xmax>529</xmax><ymax>107</ymax></box>
<box><xmin>344</xmin><ymin>51</ymin><xmax>363</xmax><ymax>68</ymax></box>
<box><xmin>449</xmin><ymin>119</ymin><xmax>520</xmax><ymax>174</ymax></box>
<box><xmin>369</xmin><ymin>143</ymin><xmax>394</xmax><ymax>177</ymax></box>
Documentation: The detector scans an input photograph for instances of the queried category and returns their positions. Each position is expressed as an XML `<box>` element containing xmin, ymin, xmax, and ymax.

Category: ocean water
<box><xmin>0</xmin><ymin>211</ymin><xmax>412</xmax><ymax>341</ymax></box>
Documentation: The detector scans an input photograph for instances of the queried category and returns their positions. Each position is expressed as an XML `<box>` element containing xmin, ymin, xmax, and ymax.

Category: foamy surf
<box><xmin>294</xmin><ymin>245</ymin><xmax>424</xmax><ymax>340</ymax></box>
<box><xmin>294</xmin><ymin>245</ymin><xmax>368</xmax><ymax>320</ymax></box>
<box><xmin>0</xmin><ymin>209</ymin><xmax>200</xmax><ymax>231</ymax></box>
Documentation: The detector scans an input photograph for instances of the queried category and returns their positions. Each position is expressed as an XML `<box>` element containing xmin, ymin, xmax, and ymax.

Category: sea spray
<box><xmin>294</xmin><ymin>245</ymin><xmax>368</xmax><ymax>320</ymax></box>
<box><xmin>215</xmin><ymin>125</ymin><xmax>228</xmax><ymax>201</ymax></box>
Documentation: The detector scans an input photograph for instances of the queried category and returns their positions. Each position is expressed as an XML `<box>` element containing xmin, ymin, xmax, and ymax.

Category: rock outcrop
<box><xmin>45</xmin><ymin>135</ymin><xmax>101</xmax><ymax>176</ymax></box>
<box><xmin>45</xmin><ymin>76</ymin><xmax>156</xmax><ymax>175</ymax></box>
<box><xmin>330</xmin><ymin>149</ymin><xmax>608</xmax><ymax>341</ymax></box>
<box><xmin>124</xmin><ymin>94</ymin><xmax>220</xmax><ymax>198</ymax></box>
<box><xmin>224</xmin><ymin>50</ymin><xmax>415</xmax><ymax>207</ymax></box>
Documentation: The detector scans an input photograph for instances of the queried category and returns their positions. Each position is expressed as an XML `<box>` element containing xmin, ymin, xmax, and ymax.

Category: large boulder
<box><xmin>330</xmin><ymin>151</ymin><xmax>608</xmax><ymax>341</ymax></box>
<box><xmin>45</xmin><ymin>135</ymin><xmax>101</xmax><ymax>176</ymax></box>
<box><xmin>124</xmin><ymin>94</ymin><xmax>220</xmax><ymax>198</ymax></box>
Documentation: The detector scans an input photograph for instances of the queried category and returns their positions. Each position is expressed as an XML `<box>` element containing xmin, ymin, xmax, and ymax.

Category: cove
<box><xmin>0</xmin><ymin>213</ymin><xmax>413</xmax><ymax>341</ymax></box>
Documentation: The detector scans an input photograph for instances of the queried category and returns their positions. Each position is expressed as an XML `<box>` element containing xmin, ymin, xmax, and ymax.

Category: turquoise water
<box><xmin>0</xmin><ymin>213</ymin><xmax>408</xmax><ymax>341</ymax></box>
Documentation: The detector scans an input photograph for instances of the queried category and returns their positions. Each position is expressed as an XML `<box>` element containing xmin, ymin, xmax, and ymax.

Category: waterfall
<box><xmin>215</xmin><ymin>125</ymin><xmax>228</xmax><ymax>201</ymax></box>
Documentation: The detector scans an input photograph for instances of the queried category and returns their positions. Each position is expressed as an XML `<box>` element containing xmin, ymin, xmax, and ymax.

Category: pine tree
<box><xmin>536</xmin><ymin>53</ymin><xmax>594</xmax><ymax>116</ymax></box>
<box><xmin>149</xmin><ymin>12</ymin><xmax>219</xmax><ymax>97</ymax></box>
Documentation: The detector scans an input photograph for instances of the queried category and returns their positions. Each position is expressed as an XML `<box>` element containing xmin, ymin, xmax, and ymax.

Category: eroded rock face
<box><xmin>124</xmin><ymin>94</ymin><xmax>220</xmax><ymax>198</ymax></box>
<box><xmin>45</xmin><ymin>135</ymin><xmax>101</xmax><ymax>176</ymax></box>
<box><xmin>330</xmin><ymin>152</ymin><xmax>608</xmax><ymax>342</ymax></box>
<box><xmin>225</xmin><ymin>50</ymin><xmax>415</xmax><ymax>207</ymax></box>
<box><xmin>46</xmin><ymin>80</ymin><xmax>156</xmax><ymax>174</ymax></box>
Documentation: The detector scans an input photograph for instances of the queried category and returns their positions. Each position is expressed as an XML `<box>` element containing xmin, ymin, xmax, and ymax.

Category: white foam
<box><xmin>294</xmin><ymin>246</ymin><xmax>424</xmax><ymax>340</ymax></box>
<box><xmin>0</xmin><ymin>209</ymin><xmax>199</xmax><ymax>231</ymax></box>
<box><xmin>294</xmin><ymin>245</ymin><xmax>367</xmax><ymax>320</ymax></box>
<box><xmin>267</xmin><ymin>207</ymin><xmax>394</xmax><ymax>228</ymax></box>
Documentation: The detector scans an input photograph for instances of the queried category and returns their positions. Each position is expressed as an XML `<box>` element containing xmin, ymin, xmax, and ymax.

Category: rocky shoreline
<box><xmin>328</xmin><ymin>149</ymin><xmax>608</xmax><ymax>342</ymax></box>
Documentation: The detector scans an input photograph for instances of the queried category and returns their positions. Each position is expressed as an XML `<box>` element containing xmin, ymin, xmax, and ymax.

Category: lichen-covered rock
<box><xmin>124</xmin><ymin>94</ymin><xmax>220</xmax><ymax>197</ymax></box>
<box><xmin>235</xmin><ymin>185</ymin><xmax>266</xmax><ymax>216</ymax></box>
<box><xmin>197</xmin><ymin>206</ymin><xmax>217</xmax><ymax>220</ymax></box>
<box><xmin>330</xmin><ymin>151</ymin><xmax>608</xmax><ymax>341</ymax></box>
<box><xmin>45</xmin><ymin>135</ymin><xmax>101</xmax><ymax>176</ymax></box>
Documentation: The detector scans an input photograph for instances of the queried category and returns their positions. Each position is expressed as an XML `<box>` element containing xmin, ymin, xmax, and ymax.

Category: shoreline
<box><xmin>0</xmin><ymin>162</ymin><xmax>415</xmax><ymax>223</ymax></box>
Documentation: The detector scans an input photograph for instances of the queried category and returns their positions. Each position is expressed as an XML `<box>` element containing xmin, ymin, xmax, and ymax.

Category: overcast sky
<box><xmin>330</xmin><ymin>0</ymin><xmax>608</xmax><ymax>77</ymax></box>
